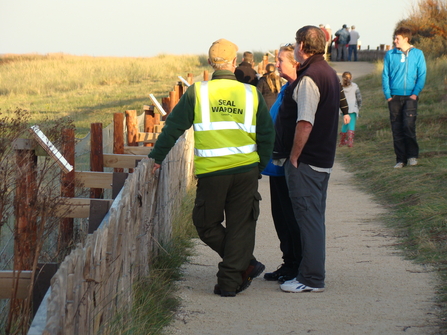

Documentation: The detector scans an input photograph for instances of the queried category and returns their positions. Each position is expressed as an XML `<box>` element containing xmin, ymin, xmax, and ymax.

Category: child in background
<box><xmin>339</xmin><ymin>71</ymin><xmax>362</xmax><ymax>147</ymax></box>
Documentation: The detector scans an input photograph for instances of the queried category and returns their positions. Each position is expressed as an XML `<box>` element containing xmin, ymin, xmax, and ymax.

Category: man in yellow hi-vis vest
<box><xmin>149</xmin><ymin>39</ymin><xmax>275</xmax><ymax>297</ymax></box>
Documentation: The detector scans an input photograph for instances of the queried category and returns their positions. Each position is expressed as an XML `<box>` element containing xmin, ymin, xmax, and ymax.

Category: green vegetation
<box><xmin>0</xmin><ymin>53</ymin><xmax>210</xmax><ymax>136</ymax></box>
<box><xmin>337</xmin><ymin>57</ymin><xmax>447</xmax><ymax>327</ymax></box>
<box><xmin>397</xmin><ymin>0</ymin><xmax>447</xmax><ymax>58</ymax></box>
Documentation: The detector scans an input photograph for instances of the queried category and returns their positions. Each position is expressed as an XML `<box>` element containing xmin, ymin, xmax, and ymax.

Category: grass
<box><xmin>0</xmin><ymin>53</ymin><xmax>210</xmax><ymax>136</ymax></box>
<box><xmin>336</xmin><ymin>57</ymin><xmax>447</xmax><ymax>328</ymax></box>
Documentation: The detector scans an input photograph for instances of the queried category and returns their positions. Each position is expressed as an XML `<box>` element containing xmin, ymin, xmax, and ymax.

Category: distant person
<box><xmin>149</xmin><ymin>38</ymin><xmax>275</xmax><ymax>296</ymax></box>
<box><xmin>235</xmin><ymin>51</ymin><xmax>259</xmax><ymax>86</ymax></box>
<box><xmin>382</xmin><ymin>27</ymin><xmax>426</xmax><ymax>168</ymax></box>
<box><xmin>319</xmin><ymin>24</ymin><xmax>331</xmax><ymax>60</ymax></box>
<box><xmin>335</xmin><ymin>24</ymin><xmax>350</xmax><ymax>61</ymax></box>
<box><xmin>256</xmin><ymin>63</ymin><xmax>282</xmax><ymax>110</ymax></box>
<box><xmin>325</xmin><ymin>24</ymin><xmax>333</xmax><ymax>59</ymax></box>
<box><xmin>348</xmin><ymin>25</ymin><xmax>360</xmax><ymax>61</ymax></box>
<box><xmin>339</xmin><ymin>71</ymin><xmax>362</xmax><ymax>147</ymax></box>
<box><xmin>274</xmin><ymin>26</ymin><xmax>340</xmax><ymax>293</ymax></box>
<box><xmin>262</xmin><ymin>44</ymin><xmax>301</xmax><ymax>284</ymax></box>
<box><xmin>331</xmin><ymin>35</ymin><xmax>339</xmax><ymax>61</ymax></box>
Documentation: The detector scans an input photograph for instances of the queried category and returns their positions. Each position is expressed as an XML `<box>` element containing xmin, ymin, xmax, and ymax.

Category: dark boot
<box><xmin>338</xmin><ymin>132</ymin><xmax>347</xmax><ymax>147</ymax></box>
<box><xmin>347</xmin><ymin>130</ymin><xmax>355</xmax><ymax>147</ymax></box>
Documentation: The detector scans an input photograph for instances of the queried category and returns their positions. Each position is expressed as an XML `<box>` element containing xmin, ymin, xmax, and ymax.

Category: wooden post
<box><xmin>90</xmin><ymin>123</ymin><xmax>103</xmax><ymax>198</ymax></box>
<box><xmin>275</xmin><ymin>49</ymin><xmax>279</xmax><ymax>63</ymax></box>
<box><xmin>8</xmin><ymin>148</ymin><xmax>38</xmax><ymax>332</ymax></box>
<box><xmin>14</xmin><ymin>148</ymin><xmax>38</xmax><ymax>271</ymax></box>
<box><xmin>204</xmin><ymin>70</ymin><xmax>209</xmax><ymax>81</ymax></box>
<box><xmin>162</xmin><ymin>97</ymin><xmax>170</xmax><ymax>121</ymax></box>
<box><xmin>144</xmin><ymin>106</ymin><xmax>156</xmax><ymax>147</ymax></box>
<box><xmin>113</xmin><ymin>113</ymin><xmax>125</xmax><ymax>172</ymax></box>
<box><xmin>59</xmin><ymin>128</ymin><xmax>75</xmax><ymax>257</ymax></box>
<box><xmin>175</xmin><ymin>82</ymin><xmax>183</xmax><ymax>101</ymax></box>
<box><xmin>125</xmin><ymin>110</ymin><xmax>138</xmax><ymax>147</ymax></box>
<box><xmin>125</xmin><ymin>110</ymin><xmax>138</xmax><ymax>172</ymax></box>
<box><xmin>169</xmin><ymin>91</ymin><xmax>178</xmax><ymax>112</ymax></box>
<box><xmin>187</xmin><ymin>73</ymin><xmax>194</xmax><ymax>85</ymax></box>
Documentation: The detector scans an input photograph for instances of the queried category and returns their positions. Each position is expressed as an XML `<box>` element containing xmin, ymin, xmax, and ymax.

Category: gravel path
<box><xmin>163</xmin><ymin>62</ymin><xmax>442</xmax><ymax>335</ymax></box>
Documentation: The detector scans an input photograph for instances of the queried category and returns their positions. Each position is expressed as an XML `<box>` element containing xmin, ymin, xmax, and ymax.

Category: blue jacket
<box><xmin>382</xmin><ymin>47</ymin><xmax>426</xmax><ymax>100</ymax></box>
<box><xmin>261</xmin><ymin>82</ymin><xmax>289</xmax><ymax>177</ymax></box>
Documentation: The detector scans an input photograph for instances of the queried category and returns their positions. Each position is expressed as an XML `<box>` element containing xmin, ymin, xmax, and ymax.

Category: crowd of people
<box><xmin>318</xmin><ymin>23</ymin><xmax>361</xmax><ymax>62</ymax></box>
<box><xmin>148</xmin><ymin>24</ymin><xmax>426</xmax><ymax>296</ymax></box>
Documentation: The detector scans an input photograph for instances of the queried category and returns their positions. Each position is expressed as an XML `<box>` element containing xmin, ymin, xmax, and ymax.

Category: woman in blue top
<box><xmin>262</xmin><ymin>44</ymin><xmax>302</xmax><ymax>283</ymax></box>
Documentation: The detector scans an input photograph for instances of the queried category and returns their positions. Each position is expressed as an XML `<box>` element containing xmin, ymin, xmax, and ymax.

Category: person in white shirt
<box><xmin>348</xmin><ymin>25</ymin><xmax>360</xmax><ymax>61</ymax></box>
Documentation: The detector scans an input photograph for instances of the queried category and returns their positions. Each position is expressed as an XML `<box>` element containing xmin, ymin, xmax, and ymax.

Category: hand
<box><xmin>387</xmin><ymin>98</ymin><xmax>393</xmax><ymax>102</ymax></box>
<box><xmin>290</xmin><ymin>156</ymin><xmax>299</xmax><ymax>168</ymax></box>
<box><xmin>410</xmin><ymin>94</ymin><xmax>417</xmax><ymax>100</ymax></box>
<box><xmin>343</xmin><ymin>114</ymin><xmax>351</xmax><ymax>125</ymax></box>
<box><xmin>152</xmin><ymin>163</ymin><xmax>161</xmax><ymax>174</ymax></box>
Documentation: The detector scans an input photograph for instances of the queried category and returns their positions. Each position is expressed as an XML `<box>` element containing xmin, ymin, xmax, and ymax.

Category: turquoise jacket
<box><xmin>382</xmin><ymin>47</ymin><xmax>426</xmax><ymax>100</ymax></box>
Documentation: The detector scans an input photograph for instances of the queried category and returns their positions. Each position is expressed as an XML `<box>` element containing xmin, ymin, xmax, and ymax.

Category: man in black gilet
<box><xmin>273</xmin><ymin>26</ymin><xmax>340</xmax><ymax>293</ymax></box>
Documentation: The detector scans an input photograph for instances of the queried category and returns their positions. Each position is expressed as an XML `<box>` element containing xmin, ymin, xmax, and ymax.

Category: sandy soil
<box><xmin>163</xmin><ymin>62</ymin><xmax>442</xmax><ymax>335</ymax></box>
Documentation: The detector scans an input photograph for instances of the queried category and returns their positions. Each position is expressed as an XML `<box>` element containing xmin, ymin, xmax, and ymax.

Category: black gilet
<box><xmin>273</xmin><ymin>54</ymin><xmax>340</xmax><ymax>168</ymax></box>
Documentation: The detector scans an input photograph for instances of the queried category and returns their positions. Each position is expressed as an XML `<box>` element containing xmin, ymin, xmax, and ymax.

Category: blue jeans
<box><xmin>348</xmin><ymin>45</ymin><xmax>358</xmax><ymax>61</ymax></box>
<box><xmin>337</xmin><ymin>44</ymin><xmax>347</xmax><ymax>61</ymax></box>
<box><xmin>388</xmin><ymin>96</ymin><xmax>419</xmax><ymax>164</ymax></box>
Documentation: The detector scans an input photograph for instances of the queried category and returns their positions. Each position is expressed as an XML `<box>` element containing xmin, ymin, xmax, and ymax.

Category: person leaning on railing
<box><xmin>148</xmin><ymin>38</ymin><xmax>275</xmax><ymax>297</ymax></box>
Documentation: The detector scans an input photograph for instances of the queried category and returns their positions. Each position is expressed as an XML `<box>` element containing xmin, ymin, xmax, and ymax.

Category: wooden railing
<box><xmin>27</xmin><ymin>128</ymin><xmax>194</xmax><ymax>334</ymax></box>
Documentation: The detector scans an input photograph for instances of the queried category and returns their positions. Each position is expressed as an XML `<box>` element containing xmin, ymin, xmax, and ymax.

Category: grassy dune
<box><xmin>0</xmin><ymin>53</ymin><xmax>210</xmax><ymax>135</ymax></box>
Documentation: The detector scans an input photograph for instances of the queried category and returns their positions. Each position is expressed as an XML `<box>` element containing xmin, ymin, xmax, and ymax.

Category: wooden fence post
<box><xmin>169</xmin><ymin>91</ymin><xmax>178</xmax><ymax>114</ymax></box>
<box><xmin>144</xmin><ymin>106</ymin><xmax>158</xmax><ymax>147</ymax></box>
<box><xmin>8</xmin><ymin>147</ymin><xmax>38</xmax><ymax>331</ymax></box>
<box><xmin>175</xmin><ymin>82</ymin><xmax>183</xmax><ymax>101</ymax></box>
<box><xmin>162</xmin><ymin>97</ymin><xmax>170</xmax><ymax>121</ymax></box>
<box><xmin>59</xmin><ymin>128</ymin><xmax>75</xmax><ymax>257</ymax></box>
<box><xmin>14</xmin><ymin>148</ymin><xmax>38</xmax><ymax>271</ymax></box>
<box><xmin>187</xmin><ymin>73</ymin><xmax>194</xmax><ymax>85</ymax></box>
<box><xmin>203</xmin><ymin>70</ymin><xmax>209</xmax><ymax>81</ymax></box>
<box><xmin>125</xmin><ymin>110</ymin><xmax>138</xmax><ymax>172</ymax></box>
<box><xmin>113</xmin><ymin>113</ymin><xmax>125</xmax><ymax>172</ymax></box>
<box><xmin>90</xmin><ymin>123</ymin><xmax>103</xmax><ymax>198</ymax></box>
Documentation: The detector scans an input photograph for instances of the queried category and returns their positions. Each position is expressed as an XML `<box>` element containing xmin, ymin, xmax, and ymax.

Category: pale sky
<box><xmin>1</xmin><ymin>0</ymin><xmax>417</xmax><ymax>58</ymax></box>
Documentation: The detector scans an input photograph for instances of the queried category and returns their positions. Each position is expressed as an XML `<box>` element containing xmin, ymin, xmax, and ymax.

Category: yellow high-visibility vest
<box><xmin>193</xmin><ymin>80</ymin><xmax>260</xmax><ymax>175</ymax></box>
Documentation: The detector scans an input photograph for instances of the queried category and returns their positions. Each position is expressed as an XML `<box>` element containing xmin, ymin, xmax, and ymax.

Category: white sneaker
<box><xmin>394</xmin><ymin>162</ymin><xmax>405</xmax><ymax>169</ymax></box>
<box><xmin>408</xmin><ymin>158</ymin><xmax>418</xmax><ymax>166</ymax></box>
<box><xmin>280</xmin><ymin>279</ymin><xmax>325</xmax><ymax>293</ymax></box>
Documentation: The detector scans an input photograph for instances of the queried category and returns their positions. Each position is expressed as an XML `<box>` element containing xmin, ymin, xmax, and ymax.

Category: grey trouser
<box><xmin>284</xmin><ymin>161</ymin><xmax>329</xmax><ymax>288</ymax></box>
<box><xmin>192</xmin><ymin>166</ymin><xmax>261</xmax><ymax>291</ymax></box>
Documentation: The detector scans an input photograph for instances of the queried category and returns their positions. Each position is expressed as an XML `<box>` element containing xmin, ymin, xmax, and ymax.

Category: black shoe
<box><xmin>237</xmin><ymin>260</ymin><xmax>265</xmax><ymax>293</ymax></box>
<box><xmin>214</xmin><ymin>284</ymin><xmax>236</xmax><ymax>297</ymax></box>
<box><xmin>264</xmin><ymin>264</ymin><xmax>297</xmax><ymax>282</ymax></box>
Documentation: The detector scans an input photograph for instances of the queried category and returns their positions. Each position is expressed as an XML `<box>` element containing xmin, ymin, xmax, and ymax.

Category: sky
<box><xmin>1</xmin><ymin>0</ymin><xmax>418</xmax><ymax>58</ymax></box>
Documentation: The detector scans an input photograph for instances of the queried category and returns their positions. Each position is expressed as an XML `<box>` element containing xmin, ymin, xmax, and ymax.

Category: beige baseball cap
<box><xmin>208</xmin><ymin>38</ymin><xmax>238</xmax><ymax>64</ymax></box>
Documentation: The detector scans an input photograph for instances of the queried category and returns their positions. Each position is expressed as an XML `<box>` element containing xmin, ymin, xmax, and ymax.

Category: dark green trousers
<box><xmin>192</xmin><ymin>166</ymin><xmax>261</xmax><ymax>292</ymax></box>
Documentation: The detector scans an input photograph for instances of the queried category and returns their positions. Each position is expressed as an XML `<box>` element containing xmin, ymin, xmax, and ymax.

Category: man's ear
<box><xmin>232</xmin><ymin>57</ymin><xmax>237</xmax><ymax>67</ymax></box>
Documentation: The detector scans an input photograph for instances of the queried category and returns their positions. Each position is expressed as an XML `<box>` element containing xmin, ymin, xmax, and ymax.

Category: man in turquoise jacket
<box><xmin>149</xmin><ymin>38</ymin><xmax>274</xmax><ymax>297</ymax></box>
<box><xmin>382</xmin><ymin>26</ymin><xmax>426</xmax><ymax>168</ymax></box>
